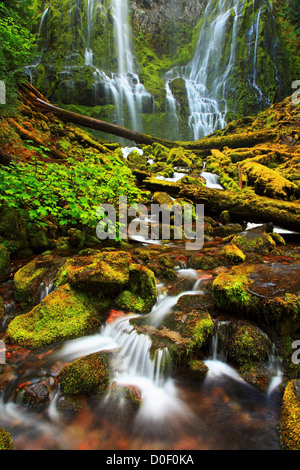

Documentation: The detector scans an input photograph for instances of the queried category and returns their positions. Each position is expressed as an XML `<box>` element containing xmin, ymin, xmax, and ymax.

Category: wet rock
<box><xmin>219</xmin><ymin>243</ymin><xmax>246</xmax><ymax>264</ymax></box>
<box><xmin>13</xmin><ymin>254</ymin><xmax>65</xmax><ymax>312</ymax></box>
<box><xmin>8</xmin><ymin>284</ymin><xmax>102</xmax><ymax>349</ymax></box>
<box><xmin>230</xmin><ymin>225</ymin><xmax>276</xmax><ymax>253</ymax></box>
<box><xmin>59</xmin><ymin>352</ymin><xmax>110</xmax><ymax>397</ymax></box>
<box><xmin>23</xmin><ymin>382</ymin><xmax>50</xmax><ymax>408</ymax></box>
<box><xmin>212</xmin><ymin>262</ymin><xmax>300</xmax><ymax>335</ymax></box>
<box><xmin>0</xmin><ymin>428</ymin><xmax>13</xmax><ymax>450</ymax></box>
<box><xmin>280</xmin><ymin>380</ymin><xmax>300</xmax><ymax>450</ymax></box>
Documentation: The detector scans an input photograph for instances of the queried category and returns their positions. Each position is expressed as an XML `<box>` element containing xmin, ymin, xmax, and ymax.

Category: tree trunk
<box><xmin>178</xmin><ymin>185</ymin><xmax>300</xmax><ymax>233</ymax></box>
<box><xmin>19</xmin><ymin>83</ymin><xmax>276</xmax><ymax>150</ymax></box>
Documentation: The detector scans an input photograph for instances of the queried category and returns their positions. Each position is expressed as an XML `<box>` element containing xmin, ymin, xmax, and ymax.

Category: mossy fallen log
<box><xmin>178</xmin><ymin>186</ymin><xmax>300</xmax><ymax>232</ymax></box>
<box><xmin>19</xmin><ymin>83</ymin><xmax>277</xmax><ymax>151</ymax></box>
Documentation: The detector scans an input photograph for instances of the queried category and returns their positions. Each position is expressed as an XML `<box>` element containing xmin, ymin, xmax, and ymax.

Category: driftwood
<box><xmin>19</xmin><ymin>83</ymin><xmax>277</xmax><ymax>150</ymax></box>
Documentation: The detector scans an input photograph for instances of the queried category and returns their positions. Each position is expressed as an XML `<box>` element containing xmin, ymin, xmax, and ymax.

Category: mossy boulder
<box><xmin>59</xmin><ymin>353</ymin><xmax>110</xmax><ymax>397</ymax></box>
<box><xmin>280</xmin><ymin>380</ymin><xmax>300</xmax><ymax>450</ymax></box>
<box><xmin>14</xmin><ymin>254</ymin><xmax>65</xmax><ymax>312</ymax></box>
<box><xmin>227</xmin><ymin>323</ymin><xmax>269</xmax><ymax>368</ymax></box>
<box><xmin>0</xmin><ymin>428</ymin><xmax>13</xmax><ymax>450</ymax></box>
<box><xmin>7</xmin><ymin>284</ymin><xmax>102</xmax><ymax>349</ymax></box>
<box><xmin>127</xmin><ymin>150</ymin><xmax>147</xmax><ymax>168</ymax></box>
<box><xmin>0</xmin><ymin>244</ymin><xmax>10</xmax><ymax>278</ymax></box>
<box><xmin>167</xmin><ymin>147</ymin><xmax>192</xmax><ymax>167</ymax></box>
<box><xmin>212</xmin><ymin>262</ymin><xmax>300</xmax><ymax>335</ymax></box>
<box><xmin>56</xmin><ymin>251</ymin><xmax>132</xmax><ymax>296</ymax></box>
<box><xmin>219</xmin><ymin>243</ymin><xmax>246</xmax><ymax>264</ymax></box>
<box><xmin>115</xmin><ymin>264</ymin><xmax>157</xmax><ymax>314</ymax></box>
<box><xmin>230</xmin><ymin>228</ymin><xmax>276</xmax><ymax>253</ymax></box>
<box><xmin>189</xmin><ymin>254</ymin><xmax>219</xmax><ymax>270</ymax></box>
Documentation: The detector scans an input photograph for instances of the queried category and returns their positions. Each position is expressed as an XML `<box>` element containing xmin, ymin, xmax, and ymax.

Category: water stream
<box><xmin>0</xmin><ymin>262</ymin><xmax>283</xmax><ymax>450</ymax></box>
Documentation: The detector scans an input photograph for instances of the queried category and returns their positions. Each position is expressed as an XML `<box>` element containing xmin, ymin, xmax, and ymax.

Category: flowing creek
<box><xmin>0</xmin><ymin>250</ymin><xmax>284</xmax><ymax>450</ymax></box>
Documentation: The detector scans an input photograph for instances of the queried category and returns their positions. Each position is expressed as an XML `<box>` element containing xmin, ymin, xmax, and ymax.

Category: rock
<box><xmin>212</xmin><ymin>262</ymin><xmax>300</xmax><ymax>335</ymax></box>
<box><xmin>230</xmin><ymin>226</ymin><xmax>276</xmax><ymax>253</ymax></box>
<box><xmin>189</xmin><ymin>254</ymin><xmax>219</xmax><ymax>270</ymax></box>
<box><xmin>280</xmin><ymin>380</ymin><xmax>300</xmax><ymax>450</ymax></box>
<box><xmin>219</xmin><ymin>243</ymin><xmax>246</xmax><ymax>264</ymax></box>
<box><xmin>166</xmin><ymin>147</ymin><xmax>193</xmax><ymax>167</ymax></box>
<box><xmin>7</xmin><ymin>284</ymin><xmax>102</xmax><ymax>349</ymax></box>
<box><xmin>13</xmin><ymin>254</ymin><xmax>65</xmax><ymax>312</ymax></box>
<box><xmin>23</xmin><ymin>382</ymin><xmax>50</xmax><ymax>407</ymax></box>
<box><xmin>0</xmin><ymin>428</ymin><xmax>13</xmax><ymax>450</ymax></box>
<box><xmin>57</xmin><ymin>250</ymin><xmax>132</xmax><ymax>296</ymax></box>
<box><xmin>115</xmin><ymin>264</ymin><xmax>157</xmax><ymax>314</ymax></box>
<box><xmin>59</xmin><ymin>352</ymin><xmax>110</xmax><ymax>397</ymax></box>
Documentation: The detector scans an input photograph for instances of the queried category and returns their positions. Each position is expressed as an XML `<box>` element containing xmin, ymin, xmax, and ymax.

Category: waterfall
<box><xmin>164</xmin><ymin>0</ymin><xmax>276</xmax><ymax>140</ymax></box>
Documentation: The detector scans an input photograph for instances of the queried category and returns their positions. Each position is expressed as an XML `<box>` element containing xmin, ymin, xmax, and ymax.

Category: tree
<box><xmin>0</xmin><ymin>2</ymin><xmax>35</xmax><ymax>114</ymax></box>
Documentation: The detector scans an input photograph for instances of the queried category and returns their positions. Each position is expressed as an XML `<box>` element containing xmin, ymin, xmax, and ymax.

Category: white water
<box><xmin>84</xmin><ymin>0</ymin><xmax>152</xmax><ymax>131</ymax></box>
<box><xmin>200</xmin><ymin>171</ymin><xmax>224</xmax><ymax>190</ymax></box>
<box><xmin>164</xmin><ymin>0</ymin><xmax>272</xmax><ymax>140</ymax></box>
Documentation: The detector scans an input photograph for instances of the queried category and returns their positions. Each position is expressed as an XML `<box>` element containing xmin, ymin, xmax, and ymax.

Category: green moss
<box><xmin>56</xmin><ymin>251</ymin><xmax>132</xmax><ymax>296</ymax></box>
<box><xmin>241</xmin><ymin>161</ymin><xmax>298</xmax><ymax>199</ymax></box>
<box><xmin>212</xmin><ymin>264</ymin><xmax>256</xmax><ymax>313</ymax></box>
<box><xmin>115</xmin><ymin>264</ymin><xmax>157</xmax><ymax>314</ymax></box>
<box><xmin>189</xmin><ymin>255</ymin><xmax>219</xmax><ymax>270</ymax></box>
<box><xmin>280</xmin><ymin>380</ymin><xmax>300</xmax><ymax>450</ymax></box>
<box><xmin>7</xmin><ymin>284</ymin><xmax>102</xmax><ymax>349</ymax></box>
<box><xmin>231</xmin><ymin>231</ymin><xmax>276</xmax><ymax>253</ymax></box>
<box><xmin>219</xmin><ymin>243</ymin><xmax>246</xmax><ymax>264</ymax></box>
<box><xmin>228</xmin><ymin>324</ymin><xmax>269</xmax><ymax>368</ymax></box>
<box><xmin>59</xmin><ymin>353</ymin><xmax>110</xmax><ymax>397</ymax></box>
<box><xmin>0</xmin><ymin>428</ymin><xmax>13</xmax><ymax>450</ymax></box>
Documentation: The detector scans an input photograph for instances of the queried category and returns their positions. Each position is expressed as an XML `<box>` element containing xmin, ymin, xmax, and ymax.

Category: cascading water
<box><xmin>164</xmin><ymin>0</ymin><xmax>276</xmax><ymax>140</ymax></box>
<box><xmin>86</xmin><ymin>0</ymin><xmax>152</xmax><ymax>131</ymax></box>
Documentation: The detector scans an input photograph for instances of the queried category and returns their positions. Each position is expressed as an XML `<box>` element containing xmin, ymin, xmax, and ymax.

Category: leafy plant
<box><xmin>0</xmin><ymin>152</ymin><xmax>143</xmax><ymax>232</ymax></box>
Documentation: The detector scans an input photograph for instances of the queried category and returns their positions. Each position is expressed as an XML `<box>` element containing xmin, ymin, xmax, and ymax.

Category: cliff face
<box><xmin>28</xmin><ymin>0</ymin><xmax>299</xmax><ymax>141</ymax></box>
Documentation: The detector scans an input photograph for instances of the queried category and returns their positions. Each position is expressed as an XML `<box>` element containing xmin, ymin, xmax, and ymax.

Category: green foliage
<box><xmin>0</xmin><ymin>151</ymin><xmax>143</xmax><ymax>230</ymax></box>
<box><xmin>287</xmin><ymin>0</ymin><xmax>300</xmax><ymax>35</ymax></box>
<box><xmin>0</xmin><ymin>1</ymin><xmax>36</xmax><ymax>114</ymax></box>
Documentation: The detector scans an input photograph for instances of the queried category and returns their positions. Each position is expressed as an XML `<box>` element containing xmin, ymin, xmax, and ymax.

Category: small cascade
<box><xmin>39</xmin><ymin>282</ymin><xmax>55</xmax><ymax>302</ymax></box>
<box><xmin>200</xmin><ymin>171</ymin><xmax>224</xmax><ymax>190</ymax></box>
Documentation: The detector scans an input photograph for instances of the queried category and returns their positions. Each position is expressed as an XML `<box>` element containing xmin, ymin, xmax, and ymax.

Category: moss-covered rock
<box><xmin>56</xmin><ymin>250</ymin><xmax>132</xmax><ymax>296</ymax></box>
<box><xmin>7</xmin><ymin>284</ymin><xmax>102</xmax><ymax>349</ymax></box>
<box><xmin>227</xmin><ymin>323</ymin><xmax>269</xmax><ymax>368</ymax></box>
<box><xmin>280</xmin><ymin>380</ymin><xmax>300</xmax><ymax>450</ymax></box>
<box><xmin>59</xmin><ymin>352</ymin><xmax>110</xmax><ymax>397</ymax></box>
<box><xmin>166</xmin><ymin>147</ymin><xmax>193</xmax><ymax>167</ymax></box>
<box><xmin>0</xmin><ymin>428</ymin><xmax>13</xmax><ymax>450</ymax></box>
<box><xmin>230</xmin><ymin>228</ymin><xmax>276</xmax><ymax>253</ymax></box>
<box><xmin>14</xmin><ymin>254</ymin><xmax>65</xmax><ymax>312</ymax></box>
<box><xmin>219</xmin><ymin>243</ymin><xmax>246</xmax><ymax>264</ymax></box>
<box><xmin>212</xmin><ymin>262</ymin><xmax>300</xmax><ymax>335</ymax></box>
<box><xmin>115</xmin><ymin>264</ymin><xmax>157</xmax><ymax>314</ymax></box>
<box><xmin>189</xmin><ymin>254</ymin><xmax>219</xmax><ymax>270</ymax></box>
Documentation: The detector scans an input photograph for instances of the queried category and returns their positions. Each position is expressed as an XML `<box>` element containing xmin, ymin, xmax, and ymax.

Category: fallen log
<box><xmin>19</xmin><ymin>83</ymin><xmax>277</xmax><ymax>151</ymax></box>
<box><xmin>178</xmin><ymin>185</ymin><xmax>300</xmax><ymax>233</ymax></box>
